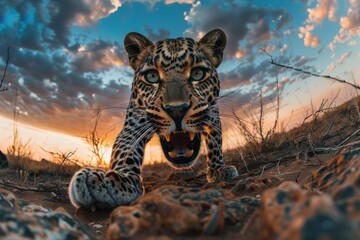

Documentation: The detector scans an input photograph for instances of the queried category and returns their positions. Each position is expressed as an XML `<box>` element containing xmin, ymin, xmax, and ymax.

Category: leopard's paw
<box><xmin>207</xmin><ymin>165</ymin><xmax>238</xmax><ymax>182</ymax></box>
<box><xmin>68</xmin><ymin>168</ymin><xmax>143</xmax><ymax>210</ymax></box>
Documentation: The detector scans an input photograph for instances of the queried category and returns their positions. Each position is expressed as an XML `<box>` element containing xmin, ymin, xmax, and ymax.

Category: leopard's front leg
<box><xmin>68</xmin><ymin>109</ymin><xmax>155</xmax><ymax>210</ymax></box>
<box><xmin>204</xmin><ymin>107</ymin><xmax>238</xmax><ymax>182</ymax></box>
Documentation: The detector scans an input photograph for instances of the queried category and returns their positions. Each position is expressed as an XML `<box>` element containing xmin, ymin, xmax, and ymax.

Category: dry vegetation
<box><xmin>84</xmin><ymin>107</ymin><xmax>112</xmax><ymax>168</ymax></box>
<box><xmin>222</xmin><ymin>94</ymin><xmax>360</xmax><ymax>176</ymax></box>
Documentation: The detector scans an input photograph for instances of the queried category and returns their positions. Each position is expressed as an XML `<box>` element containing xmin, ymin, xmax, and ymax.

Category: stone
<box><xmin>106</xmin><ymin>186</ymin><xmax>260</xmax><ymax>239</ymax></box>
<box><xmin>0</xmin><ymin>188</ymin><xmax>96</xmax><ymax>240</ymax></box>
<box><xmin>261</xmin><ymin>151</ymin><xmax>360</xmax><ymax>240</ymax></box>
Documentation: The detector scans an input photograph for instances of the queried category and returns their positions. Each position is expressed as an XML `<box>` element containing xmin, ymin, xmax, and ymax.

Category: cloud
<box><xmin>73</xmin><ymin>0</ymin><xmax>122</xmax><ymax>26</ymax></box>
<box><xmin>144</xmin><ymin>26</ymin><xmax>171</xmax><ymax>42</ymax></box>
<box><xmin>0</xmin><ymin>1</ymin><xmax>122</xmax><ymax>49</ymax></box>
<box><xmin>132</xmin><ymin>0</ymin><xmax>194</xmax><ymax>8</ymax></box>
<box><xmin>307</xmin><ymin>0</ymin><xmax>338</xmax><ymax>24</ymax></box>
<box><xmin>164</xmin><ymin>0</ymin><xmax>194</xmax><ymax>4</ymax></box>
<box><xmin>329</xmin><ymin>0</ymin><xmax>360</xmax><ymax>49</ymax></box>
<box><xmin>339</xmin><ymin>51</ymin><xmax>352</xmax><ymax>65</ymax></box>
<box><xmin>216</xmin><ymin>54</ymin><xmax>312</xmax><ymax>119</ymax></box>
<box><xmin>298</xmin><ymin>25</ymin><xmax>320</xmax><ymax>48</ymax></box>
<box><xmin>304</xmin><ymin>31</ymin><xmax>321</xmax><ymax>47</ymax></box>
<box><xmin>280</xmin><ymin>44</ymin><xmax>289</xmax><ymax>53</ymax></box>
<box><xmin>184</xmin><ymin>0</ymin><xmax>291</xmax><ymax>58</ymax></box>
<box><xmin>291</xmin><ymin>0</ymin><xmax>313</xmax><ymax>4</ymax></box>
<box><xmin>0</xmin><ymin>1</ymin><xmax>132</xmax><ymax>137</ymax></box>
<box><xmin>70</xmin><ymin>40</ymin><xmax>128</xmax><ymax>72</ymax></box>
<box><xmin>235</xmin><ymin>48</ymin><xmax>246</xmax><ymax>59</ymax></box>
<box><xmin>219</xmin><ymin>65</ymin><xmax>255</xmax><ymax>90</ymax></box>
<box><xmin>327</xmin><ymin>62</ymin><xmax>335</xmax><ymax>71</ymax></box>
<box><xmin>340</xmin><ymin>9</ymin><xmax>360</xmax><ymax>29</ymax></box>
<box><xmin>298</xmin><ymin>0</ymin><xmax>338</xmax><ymax>48</ymax></box>
<box><xmin>348</xmin><ymin>40</ymin><xmax>357</xmax><ymax>46</ymax></box>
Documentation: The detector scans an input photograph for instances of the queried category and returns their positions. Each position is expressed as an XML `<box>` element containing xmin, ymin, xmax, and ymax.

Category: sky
<box><xmin>0</xmin><ymin>0</ymin><xmax>359</xmax><ymax>165</ymax></box>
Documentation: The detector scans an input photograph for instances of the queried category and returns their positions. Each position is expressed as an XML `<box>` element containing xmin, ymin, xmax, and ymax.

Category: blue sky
<box><xmin>0</xmin><ymin>0</ymin><xmax>359</xmax><ymax>161</ymax></box>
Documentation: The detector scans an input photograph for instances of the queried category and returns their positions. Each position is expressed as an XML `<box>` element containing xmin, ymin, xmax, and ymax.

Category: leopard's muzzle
<box><xmin>160</xmin><ymin>103</ymin><xmax>201</xmax><ymax>167</ymax></box>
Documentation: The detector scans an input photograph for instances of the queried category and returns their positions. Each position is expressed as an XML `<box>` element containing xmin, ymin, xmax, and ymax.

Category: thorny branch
<box><xmin>259</xmin><ymin>48</ymin><xmax>360</xmax><ymax>90</ymax></box>
<box><xmin>0</xmin><ymin>47</ymin><xmax>10</xmax><ymax>92</ymax></box>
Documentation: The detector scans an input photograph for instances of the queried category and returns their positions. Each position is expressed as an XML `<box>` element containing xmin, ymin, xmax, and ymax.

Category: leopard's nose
<box><xmin>163</xmin><ymin>103</ymin><xmax>190</xmax><ymax>121</ymax></box>
<box><xmin>163</xmin><ymin>104</ymin><xmax>190</xmax><ymax>130</ymax></box>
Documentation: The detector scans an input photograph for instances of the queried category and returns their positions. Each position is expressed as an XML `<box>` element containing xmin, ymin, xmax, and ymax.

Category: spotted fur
<box><xmin>68</xmin><ymin>29</ymin><xmax>238</xmax><ymax>210</ymax></box>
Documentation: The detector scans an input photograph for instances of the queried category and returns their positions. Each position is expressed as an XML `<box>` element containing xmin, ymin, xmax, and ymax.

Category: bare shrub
<box><xmin>232</xmin><ymin>75</ymin><xmax>281</xmax><ymax>156</ymax></box>
<box><xmin>84</xmin><ymin>107</ymin><xmax>111</xmax><ymax>167</ymax></box>
<box><xmin>6</xmin><ymin>91</ymin><xmax>33</xmax><ymax>183</ymax></box>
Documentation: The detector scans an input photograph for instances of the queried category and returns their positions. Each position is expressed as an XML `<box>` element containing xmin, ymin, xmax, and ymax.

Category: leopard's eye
<box><xmin>145</xmin><ymin>70</ymin><xmax>160</xmax><ymax>83</ymax></box>
<box><xmin>190</xmin><ymin>67</ymin><xmax>205</xmax><ymax>81</ymax></box>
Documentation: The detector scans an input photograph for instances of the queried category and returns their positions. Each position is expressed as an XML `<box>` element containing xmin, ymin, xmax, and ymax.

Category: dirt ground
<box><xmin>0</xmin><ymin>152</ymin><xmax>331</xmax><ymax>239</ymax></box>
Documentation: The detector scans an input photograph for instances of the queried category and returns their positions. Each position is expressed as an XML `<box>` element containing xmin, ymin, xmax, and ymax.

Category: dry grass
<box><xmin>5</xmin><ymin>157</ymin><xmax>81</xmax><ymax>182</ymax></box>
<box><xmin>225</xmin><ymin>95</ymin><xmax>360</xmax><ymax>173</ymax></box>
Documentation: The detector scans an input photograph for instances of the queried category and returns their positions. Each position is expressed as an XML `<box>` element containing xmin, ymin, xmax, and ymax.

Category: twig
<box><xmin>295</xmin><ymin>168</ymin><xmax>304</xmax><ymax>183</ymax></box>
<box><xmin>0</xmin><ymin>180</ymin><xmax>66</xmax><ymax>193</ymax></box>
<box><xmin>335</xmin><ymin>128</ymin><xmax>360</xmax><ymax>149</ymax></box>
<box><xmin>0</xmin><ymin>180</ymin><xmax>45</xmax><ymax>192</ymax></box>
<box><xmin>39</xmin><ymin>147</ymin><xmax>82</xmax><ymax>167</ymax></box>
<box><xmin>259</xmin><ymin>91</ymin><xmax>265</xmax><ymax>143</ymax></box>
<box><xmin>84</xmin><ymin>107</ymin><xmax>111</xmax><ymax>167</ymax></box>
<box><xmin>59</xmin><ymin>149</ymin><xmax>77</xmax><ymax>167</ymax></box>
<box><xmin>0</xmin><ymin>47</ymin><xmax>10</xmax><ymax>92</ymax></box>
<box><xmin>266</xmin><ymin>74</ymin><xmax>280</xmax><ymax>141</ymax></box>
<box><xmin>259</xmin><ymin>48</ymin><xmax>360</xmax><ymax>90</ymax></box>
<box><xmin>320</xmin><ymin>122</ymin><xmax>334</xmax><ymax>144</ymax></box>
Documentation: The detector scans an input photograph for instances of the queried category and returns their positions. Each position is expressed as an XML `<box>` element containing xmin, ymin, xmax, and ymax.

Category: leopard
<box><xmin>68</xmin><ymin>29</ymin><xmax>238</xmax><ymax>210</ymax></box>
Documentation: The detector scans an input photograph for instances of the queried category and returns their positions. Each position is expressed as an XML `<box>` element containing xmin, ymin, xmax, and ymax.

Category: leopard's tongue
<box><xmin>167</xmin><ymin>132</ymin><xmax>193</xmax><ymax>158</ymax></box>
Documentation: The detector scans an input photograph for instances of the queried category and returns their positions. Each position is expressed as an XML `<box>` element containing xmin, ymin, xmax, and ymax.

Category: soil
<box><xmin>0</xmin><ymin>152</ymin><xmax>332</xmax><ymax>239</ymax></box>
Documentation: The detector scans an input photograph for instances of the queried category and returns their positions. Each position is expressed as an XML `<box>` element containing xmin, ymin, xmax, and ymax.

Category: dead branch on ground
<box><xmin>0</xmin><ymin>179</ymin><xmax>65</xmax><ymax>193</ymax></box>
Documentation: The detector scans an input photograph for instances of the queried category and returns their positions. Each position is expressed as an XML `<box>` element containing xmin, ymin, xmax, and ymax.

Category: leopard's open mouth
<box><xmin>160</xmin><ymin>131</ymin><xmax>201</xmax><ymax>167</ymax></box>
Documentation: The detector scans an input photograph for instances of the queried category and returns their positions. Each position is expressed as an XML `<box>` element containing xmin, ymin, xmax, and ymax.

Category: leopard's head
<box><xmin>124</xmin><ymin>29</ymin><xmax>226</xmax><ymax>168</ymax></box>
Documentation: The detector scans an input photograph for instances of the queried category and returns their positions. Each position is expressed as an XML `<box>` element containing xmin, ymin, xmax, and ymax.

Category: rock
<box><xmin>106</xmin><ymin>186</ymin><xmax>260</xmax><ymax>239</ymax></box>
<box><xmin>0</xmin><ymin>150</ymin><xmax>9</xmax><ymax>169</ymax></box>
<box><xmin>261</xmin><ymin>151</ymin><xmax>360</xmax><ymax>240</ymax></box>
<box><xmin>0</xmin><ymin>188</ymin><xmax>96</xmax><ymax>239</ymax></box>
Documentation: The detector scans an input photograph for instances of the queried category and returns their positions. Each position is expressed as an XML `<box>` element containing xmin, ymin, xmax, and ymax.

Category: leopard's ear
<box><xmin>124</xmin><ymin>32</ymin><xmax>153</xmax><ymax>70</ymax></box>
<box><xmin>199</xmin><ymin>29</ymin><xmax>227</xmax><ymax>68</ymax></box>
